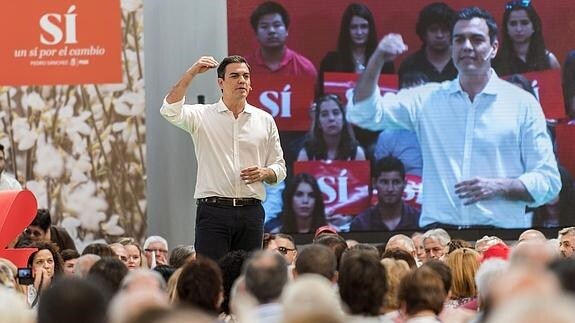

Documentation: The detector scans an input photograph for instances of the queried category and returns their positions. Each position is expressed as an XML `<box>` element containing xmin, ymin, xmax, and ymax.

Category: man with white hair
<box><xmin>143</xmin><ymin>235</ymin><xmax>169</xmax><ymax>267</ymax></box>
<box><xmin>385</xmin><ymin>234</ymin><xmax>417</xmax><ymax>260</ymax></box>
<box><xmin>422</xmin><ymin>228</ymin><xmax>450</xmax><ymax>261</ymax></box>
<box><xmin>558</xmin><ymin>227</ymin><xmax>575</xmax><ymax>257</ymax></box>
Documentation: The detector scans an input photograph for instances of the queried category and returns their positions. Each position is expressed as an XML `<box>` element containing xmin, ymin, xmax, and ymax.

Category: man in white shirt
<box><xmin>160</xmin><ymin>55</ymin><xmax>286</xmax><ymax>261</ymax></box>
<box><xmin>348</xmin><ymin>7</ymin><xmax>560</xmax><ymax>229</ymax></box>
<box><xmin>0</xmin><ymin>144</ymin><xmax>22</xmax><ymax>191</ymax></box>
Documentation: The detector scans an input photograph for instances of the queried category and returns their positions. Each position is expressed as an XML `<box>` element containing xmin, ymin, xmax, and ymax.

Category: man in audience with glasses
<box><xmin>270</xmin><ymin>233</ymin><xmax>297</xmax><ymax>265</ymax></box>
<box><xmin>25</xmin><ymin>209</ymin><xmax>77</xmax><ymax>252</ymax></box>
<box><xmin>143</xmin><ymin>235</ymin><xmax>169</xmax><ymax>267</ymax></box>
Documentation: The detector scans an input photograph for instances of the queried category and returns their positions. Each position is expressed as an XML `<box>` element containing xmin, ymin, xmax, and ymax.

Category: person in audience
<box><xmin>423</xmin><ymin>228</ymin><xmax>451</xmax><ymax>261</ymax></box>
<box><xmin>517</xmin><ymin>229</ymin><xmax>546</xmax><ymax>243</ymax></box>
<box><xmin>88</xmin><ymin>257</ymin><xmax>129</xmax><ymax>296</ymax></box>
<box><xmin>118</xmin><ymin>237</ymin><xmax>146</xmax><ymax>270</ymax></box>
<box><xmin>445</xmin><ymin>248</ymin><xmax>480</xmax><ymax>309</ymax></box>
<box><xmin>0</xmin><ymin>287</ymin><xmax>33</xmax><ymax>323</ymax></box>
<box><xmin>475</xmin><ymin>235</ymin><xmax>504</xmax><ymax>255</ymax></box>
<box><xmin>243</xmin><ymin>250</ymin><xmax>288</xmax><ymax>323</ymax></box>
<box><xmin>25</xmin><ymin>209</ymin><xmax>77</xmax><ymax>252</ymax></box>
<box><xmin>278</xmin><ymin>173</ymin><xmax>327</xmax><ymax>233</ymax></box>
<box><xmin>398</xmin><ymin>266</ymin><xmax>446</xmax><ymax>323</ymax></box>
<box><xmin>380</xmin><ymin>258</ymin><xmax>410</xmax><ymax>316</ymax></box>
<box><xmin>60</xmin><ymin>249</ymin><xmax>79</xmax><ymax>277</ymax></box>
<box><xmin>338</xmin><ymin>251</ymin><xmax>387</xmax><ymax>322</ymax></box>
<box><xmin>293</xmin><ymin>244</ymin><xmax>338</xmax><ymax>283</ymax></box>
<box><xmin>398</xmin><ymin>2</ymin><xmax>458</xmax><ymax>84</ymax></box>
<box><xmin>109</xmin><ymin>279</ymin><xmax>170</xmax><ymax>323</ymax></box>
<box><xmin>218</xmin><ymin>250</ymin><xmax>250</xmax><ymax>318</ymax></box>
<box><xmin>82</xmin><ymin>242</ymin><xmax>116</xmax><ymax>258</ymax></box>
<box><xmin>313</xmin><ymin>233</ymin><xmax>348</xmax><ymax>270</ymax></box>
<box><xmin>472</xmin><ymin>258</ymin><xmax>508</xmax><ymax>322</ymax></box>
<box><xmin>176</xmin><ymin>257</ymin><xmax>223</xmax><ymax>317</ymax></box>
<box><xmin>298</xmin><ymin>94</ymin><xmax>365</xmax><ymax>161</ymax></box>
<box><xmin>270</xmin><ymin>233</ymin><xmax>298</xmax><ymax>266</ymax></box>
<box><xmin>486</xmin><ymin>295</ymin><xmax>575</xmax><ymax>323</ymax></box>
<box><xmin>493</xmin><ymin>0</ymin><xmax>560</xmax><ymax>76</ymax></box>
<box><xmin>558</xmin><ymin>226</ymin><xmax>575</xmax><ymax>257</ymax></box>
<box><xmin>168</xmin><ymin>245</ymin><xmax>196</xmax><ymax>268</ymax></box>
<box><xmin>317</xmin><ymin>2</ymin><xmax>393</xmax><ymax>95</ymax></box>
<box><xmin>247</xmin><ymin>1</ymin><xmax>317</xmax><ymax>78</ymax></box>
<box><xmin>121</xmin><ymin>268</ymin><xmax>167</xmax><ymax>293</ymax></box>
<box><xmin>381</xmin><ymin>248</ymin><xmax>418</xmax><ymax>269</ymax></box>
<box><xmin>109</xmin><ymin>243</ymin><xmax>129</xmax><ymax>266</ymax></box>
<box><xmin>75</xmin><ymin>254</ymin><xmax>101</xmax><ymax>278</ymax></box>
<box><xmin>349</xmin><ymin>7</ymin><xmax>561</xmax><ymax>229</ymax></box>
<box><xmin>144</xmin><ymin>235</ymin><xmax>170</xmax><ymax>267</ymax></box>
<box><xmin>281</xmin><ymin>274</ymin><xmax>345</xmax><ymax>323</ymax></box>
<box><xmin>153</xmin><ymin>265</ymin><xmax>176</xmax><ymax>284</ymax></box>
<box><xmin>548</xmin><ymin>257</ymin><xmax>575</xmax><ymax>293</ymax></box>
<box><xmin>351</xmin><ymin>156</ymin><xmax>420</xmax><ymax>231</ymax></box>
<box><xmin>447</xmin><ymin>239</ymin><xmax>473</xmax><ymax>254</ymax></box>
<box><xmin>411</xmin><ymin>232</ymin><xmax>427</xmax><ymax>265</ymax></box>
<box><xmin>0</xmin><ymin>143</ymin><xmax>22</xmax><ymax>190</ymax></box>
<box><xmin>25</xmin><ymin>241</ymin><xmax>64</xmax><ymax>307</ymax></box>
<box><xmin>341</xmin><ymin>244</ymin><xmax>380</xmax><ymax>263</ymax></box>
<box><xmin>37</xmin><ymin>278</ymin><xmax>109</xmax><ymax>323</ymax></box>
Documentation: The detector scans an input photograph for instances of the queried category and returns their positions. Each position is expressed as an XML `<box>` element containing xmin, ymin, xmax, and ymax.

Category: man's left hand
<box><xmin>241</xmin><ymin>166</ymin><xmax>275</xmax><ymax>184</ymax></box>
<box><xmin>454</xmin><ymin>177</ymin><xmax>504</xmax><ymax>205</ymax></box>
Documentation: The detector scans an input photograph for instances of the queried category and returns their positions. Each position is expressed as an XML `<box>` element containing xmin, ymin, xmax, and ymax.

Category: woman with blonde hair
<box><xmin>380</xmin><ymin>258</ymin><xmax>410</xmax><ymax>316</ymax></box>
<box><xmin>444</xmin><ymin>248</ymin><xmax>480</xmax><ymax>309</ymax></box>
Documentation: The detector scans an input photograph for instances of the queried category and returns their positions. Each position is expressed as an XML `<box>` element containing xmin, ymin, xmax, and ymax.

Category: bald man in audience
<box><xmin>517</xmin><ymin>229</ymin><xmax>547</xmax><ymax>243</ymax></box>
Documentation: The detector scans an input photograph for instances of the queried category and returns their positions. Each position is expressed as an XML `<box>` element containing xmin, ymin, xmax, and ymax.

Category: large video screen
<box><xmin>227</xmin><ymin>0</ymin><xmax>575</xmax><ymax>235</ymax></box>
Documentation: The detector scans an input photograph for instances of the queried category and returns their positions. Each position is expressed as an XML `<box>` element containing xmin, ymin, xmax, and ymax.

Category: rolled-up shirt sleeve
<box><xmin>160</xmin><ymin>96</ymin><xmax>199</xmax><ymax>133</ymax></box>
<box><xmin>265</xmin><ymin>118</ymin><xmax>287</xmax><ymax>185</ymax></box>
<box><xmin>517</xmin><ymin>100</ymin><xmax>562</xmax><ymax>207</ymax></box>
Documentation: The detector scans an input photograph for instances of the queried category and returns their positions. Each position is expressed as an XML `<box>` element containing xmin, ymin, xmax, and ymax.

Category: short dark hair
<box><xmin>314</xmin><ymin>234</ymin><xmax>348</xmax><ymax>270</ymax></box>
<box><xmin>382</xmin><ymin>249</ymin><xmax>417</xmax><ymax>269</ymax></box>
<box><xmin>416</xmin><ymin>2</ymin><xmax>456</xmax><ymax>42</ymax></box>
<box><xmin>82</xmin><ymin>243</ymin><xmax>116</xmax><ymax>258</ymax></box>
<box><xmin>60</xmin><ymin>249</ymin><xmax>80</xmax><ymax>262</ymax></box>
<box><xmin>453</xmin><ymin>7</ymin><xmax>498</xmax><ymax>44</ymax></box>
<box><xmin>216</xmin><ymin>55</ymin><xmax>250</xmax><ymax>79</ymax></box>
<box><xmin>177</xmin><ymin>256</ymin><xmax>223</xmax><ymax>314</ymax></box>
<box><xmin>88</xmin><ymin>257</ymin><xmax>129</xmax><ymax>296</ymax></box>
<box><xmin>421</xmin><ymin>260</ymin><xmax>452</xmax><ymax>294</ymax></box>
<box><xmin>38</xmin><ymin>278</ymin><xmax>108</xmax><ymax>323</ymax></box>
<box><xmin>338</xmin><ymin>252</ymin><xmax>387</xmax><ymax>316</ymax></box>
<box><xmin>398</xmin><ymin>266</ymin><xmax>446</xmax><ymax>316</ymax></box>
<box><xmin>31</xmin><ymin>209</ymin><xmax>52</xmax><ymax>231</ymax></box>
<box><xmin>250</xmin><ymin>1</ymin><xmax>290</xmax><ymax>31</ymax></box>
<box><xmin>243</xmin><ymin>251</ymin><xmax>288</xmax><ymax>304</ymax></box>
<box><xmin>373</xmin><ymin>155</ymin><xmax>406</xmax><ymax>180</ymax></box>
<box><xmin>295</xmin><ymin>244</ymin><xmax>337</xmax><ymax>280</ymax></box>
<box><xmin>218</xmin><ymin>250</ymin><xmax>250</xmax><ymax>314</ymax></box>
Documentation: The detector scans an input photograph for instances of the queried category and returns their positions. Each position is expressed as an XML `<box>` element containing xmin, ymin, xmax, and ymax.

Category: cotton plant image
<box><xmin>0</xmin><ymin>0</ymin><xmax>146</xmax><ymax>250</ymax></box>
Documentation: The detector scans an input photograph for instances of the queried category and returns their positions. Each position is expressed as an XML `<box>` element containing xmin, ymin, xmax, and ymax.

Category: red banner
<box><xmin>294</xmin><ymin>160</ymin><xmax>370</xmax><ymax>215</ymax></box>
<box><xmin>323</xmin><ymin>72</ymin><xmax>399</xmax><ymax>106</ymax></box>
<box><xmin>504</xmin><ymin>70</ymin><xmax>565</xmax><ymax>120</ymax></box>
<box><xmin>0</xmin><ymin>0</ymin><xmax>122</xmax><ymax>86</ymax></box>
<box><xmin>0</xmin><ymin>190</ymin><xmax>38</xmax><ymax>267</ymax></box>
<box><xmin>250</xmin><ymin>75</ymin><xmax>315</xmax><ymax>131</ymax></box>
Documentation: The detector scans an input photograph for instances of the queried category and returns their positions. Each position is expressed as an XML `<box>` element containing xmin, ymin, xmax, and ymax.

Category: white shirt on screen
<box><xmin>347</xmin><ymin>70</ymin><xmax>561</xmax><ymax>228</ymax></box>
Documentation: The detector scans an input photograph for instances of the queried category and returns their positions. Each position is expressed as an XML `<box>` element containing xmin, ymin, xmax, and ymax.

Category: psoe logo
<box><xmin>40</xmin><ymin>5</ymin><xmax>78</xmax><ymax>45</ymax></box>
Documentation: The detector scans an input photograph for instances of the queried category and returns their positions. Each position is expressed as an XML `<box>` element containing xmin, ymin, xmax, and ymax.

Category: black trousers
<box><xmin>194</xmin><ymin>202</ymin><xmax>264</xmax><ymax>261</ymax></box>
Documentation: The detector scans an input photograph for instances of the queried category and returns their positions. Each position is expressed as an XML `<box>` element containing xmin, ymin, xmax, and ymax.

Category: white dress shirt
<box><xmin>161</xmin><ymin>97</ymin><xmax>286</xmax><ymax>201</ymax></box>
<box><xmin>0</xmin><ymin>173</ymin><xmax>22</xmax><ymax>191</ymax></box>
<box><xmin>347</xmin><ymin>70</ymin><xmax>561</xmax><ymax>228</ymax></box>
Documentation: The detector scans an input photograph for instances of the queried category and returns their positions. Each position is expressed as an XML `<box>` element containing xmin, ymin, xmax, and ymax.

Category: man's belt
<box><xmin>197</xmin><ymin>196</ymin><xmax>261</xmax><ymax>207</ymax></box>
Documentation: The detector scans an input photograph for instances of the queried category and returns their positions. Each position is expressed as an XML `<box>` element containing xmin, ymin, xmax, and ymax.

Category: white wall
<box><xmin>144</xmin><ymin>0</ymin><xmax>228</xmax><ymax>247</ymax></box>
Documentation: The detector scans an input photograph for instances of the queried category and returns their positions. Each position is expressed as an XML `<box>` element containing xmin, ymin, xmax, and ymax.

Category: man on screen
<box><xmin>348</xmin><ymin>7</ymin><xmax>561</xmax><ymax>229</ymax></box>
<box><xmin>247</xmin><ymin>1</ymin><xmax>317</xmax><ymax>78</ymax></box>
<box><xmin>351</xmin><ymin>156</ymin><xmax>420</xmax><ymax>231</ymax></box>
